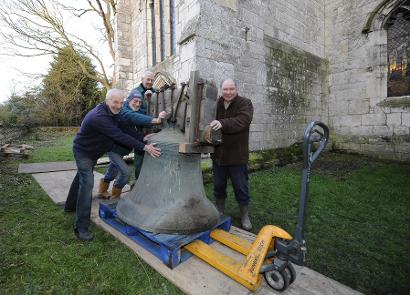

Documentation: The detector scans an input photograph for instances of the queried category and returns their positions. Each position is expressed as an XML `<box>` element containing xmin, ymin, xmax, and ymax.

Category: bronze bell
<box><xmin>116</xmin><ymin>128</ymin><xmax>220</xmax><ymax>234</ymax></box>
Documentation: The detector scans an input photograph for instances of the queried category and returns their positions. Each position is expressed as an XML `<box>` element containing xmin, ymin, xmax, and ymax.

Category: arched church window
<box><xmin>386</xmin><ymin>0</ymin><xmax>410</xmax><ymax>97</ymax></box>
<box><xmin>149</xmin><ymin>0</ymin><xmax>176</xmax><ymax>66</ymax></box>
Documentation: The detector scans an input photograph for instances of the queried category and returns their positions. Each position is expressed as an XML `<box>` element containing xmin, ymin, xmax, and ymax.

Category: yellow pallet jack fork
<box><xmin>185</xmin><ymin>121</ymin><xmax>329</xmax><ymax>292</ymax></box>
<box><xmin>185</xmin><ymin>226</ymin><xmax>292</xmax><ymax>291</ymax></box>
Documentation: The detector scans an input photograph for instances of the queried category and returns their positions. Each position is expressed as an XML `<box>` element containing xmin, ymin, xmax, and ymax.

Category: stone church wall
<box><xmin>325</xmin><ymin>0</ymin><xmax>410</xmax><ymax>161</ymax></box>
<box><xmin>115</xmin><ymin>0</ymin><xmax>410</xmax><ymax>161</ymax></box>
<box><xmin>115</xmin><ymin>0</ymin><xmax>201</xmax><ymax>89</ymax></box>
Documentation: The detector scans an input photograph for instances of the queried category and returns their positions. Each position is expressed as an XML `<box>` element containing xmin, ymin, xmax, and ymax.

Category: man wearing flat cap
<box><xmin>98</xmin><ymin>90</ymin><xmax>166</xmax><ymax>199</ymax></box>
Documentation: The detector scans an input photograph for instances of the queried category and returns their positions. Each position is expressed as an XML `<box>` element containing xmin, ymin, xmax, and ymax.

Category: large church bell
<box><xmin>116</xmin><ymin>71</ymin><xmax>222</xmax><ymax>234</ymax></box>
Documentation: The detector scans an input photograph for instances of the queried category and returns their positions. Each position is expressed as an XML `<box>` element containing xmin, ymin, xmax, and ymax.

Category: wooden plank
<box><xmin>0</xmin><ymin>144</ymin><xmax>10</xmax><ymax>152</ymax></box>
<box><xmin>179</xmin><ymin>143</ymin><xmax>214</xmax><ymax>154</ymax></box>
<box><xmin>19</xmin><ymin>161</ymin><xmax>78</xmax><ymax>174</ymax></box>
<box><xmin>184</xmin><ymin>240</ymin><xmax>261</xmax><ymax>291</ymax></box>
<box><xmin>186</xmin><ymin>70</ymin><xmax>201</xmax><ymax>143</ymax></box>
<box><xmin>0</xmin><ymin>144</ymin><xmax>33</xmax><ymax>156</ymax></box>
<box><xmin>32</xmin><ymin>171</ymin><xmax>130</xmax><ymax>205</ymax></box>
<box><xmin>18</xmin><ymin>154</ymin><xmax>135</xmax><ymax>174</ymax></box>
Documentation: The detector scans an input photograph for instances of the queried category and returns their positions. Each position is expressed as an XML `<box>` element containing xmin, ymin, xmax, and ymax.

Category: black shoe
<box><xmin>74</xmin><ymin>228</ymin><xmax>93</xmax><ymax>241</ymax></box>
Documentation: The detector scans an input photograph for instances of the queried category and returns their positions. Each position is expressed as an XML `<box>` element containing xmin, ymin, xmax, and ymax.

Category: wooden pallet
<box><xmin>99</xmin><ymin>202</ymin><xmax>232</xmax><ymax>268</ymax></box>
<box><xmin>0</xmin><ymin>144</ymin><xmax>33</xmax><ymax>158</ymax></box>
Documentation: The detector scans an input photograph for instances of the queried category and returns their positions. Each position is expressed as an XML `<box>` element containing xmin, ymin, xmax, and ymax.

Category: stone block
<box><xmin>240</xmin><ymin>7</ymin><xmax>262</xmax><ymax>28</ymax></box>
<box><xmin>329</xmin><ymin>99</ymin><xmax>349</xmax><ymax>115</ymax></box>
<box><xmin>250</xmin><ymin>123</ymin><xmax>265</xmax><ymax>132</ymax></box>
<box><xmin>214</xmin><ymin>0</ymin><xmax>238</xmax><ymax>11</ymax></box>
<box><xmin>348</xmin><ymin>98</ymin><xmax>370</xmax><ymax>115</ymax></box>
<box><xmin>180</xmin><ymin>39</ymin><xmax>196</xmax><ymax>63</ymax></box>
<box><xmin>386</xmin><ymin>113</ymin><xmax>402</xmax><ymax>126</ymax></box>
<box><xmin>337</xmin><ymin>142</ymin><xmax>361</xmax><ymax>152</ymax></box>
<box><xmin>361</xmin><ymin>143</ymin><xmax>394</xmax><ymax>153</ymax></box>
<box><xmin>188</xmin><ymin>1</ymin><xmax>200</xmax><ymax>16</ymax></box>
<box><xmin>402</xmin><ymin>113</ymin><xmax>410</xmax><ymax>126</ymax></box>
<box><xmin>395</xmin><ymin>143</ymin><xmax>410</xmax><ymax>153</ymax></box>
<box><xmin>393</xmin><ymin>126</ymin><xmax>409</xmax><ymax>136</ymax></box>
<box><xmin>361</xmin><ymin>113</ymin><xmax>386</xmax><ymax>126</ymax></box>
<box><xmin>334</xmin><ymin>114</ymin><xmax>362</xmax><ymax>127</ymax></box>
<box><xmin>370</xmin><ymin>125</ymin><xmax>393</xmax><ymax>137</ymax></box>
<box><xmin>119</xmin><ymin>58</ymin><xmax>131</xmax><ymax>66</ymax></box>
<box><xmin>398</xmin><ymin>152</ymin><xmax>410</xmax><ymax>161</ymax></box>
<box><xmin>250</xmin><ymin>131</ymin><xmax>264</xmax><ymax>142</ymax></box>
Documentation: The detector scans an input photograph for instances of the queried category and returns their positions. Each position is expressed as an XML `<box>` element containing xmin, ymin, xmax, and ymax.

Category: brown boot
<box><xmin>111</xmin><ymin>185</ymin><xmax>123</xmax><ymax>199</ymax></box>
<box><xmin>98</xmin><ymin>179</ymin><xmax>111</xmax><ymax>199</ymax></box>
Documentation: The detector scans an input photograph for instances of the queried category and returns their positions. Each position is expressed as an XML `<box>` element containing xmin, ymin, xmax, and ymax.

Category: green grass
<box><xmin>204</xmin><ymin>159</ymin><xmax>410</xmax><ymax>295</ymax></box>
<box><xmin>18</xmin><ymin>130</ymin><xmax>76</xmax><ymax>163</ymax></box>
<box><xmin>0</xmin><ymin>129</ymin><xmax>183</xmax><ymax>295</ymax></box>
<box><xmin>1</xmin><ymin>129</ymin><xmax>410</xmax><ymax>294</ymax></box>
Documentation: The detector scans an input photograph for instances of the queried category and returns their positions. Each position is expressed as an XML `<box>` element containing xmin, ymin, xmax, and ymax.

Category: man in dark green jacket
<box><xmin>210</xmin><ymin>79</ymin><xmax>254</xmax><ymax>230</ymax></box>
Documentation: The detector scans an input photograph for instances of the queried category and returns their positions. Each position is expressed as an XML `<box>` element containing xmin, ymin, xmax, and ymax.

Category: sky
<box><xmin>0</xmin><ymin>1</ymin><xmax>111</xmax><ymax>104</ymax></box>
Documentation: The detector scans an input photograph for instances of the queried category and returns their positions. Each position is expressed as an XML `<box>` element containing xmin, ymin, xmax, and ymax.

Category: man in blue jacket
<box><xmin>98</xmin><ymin>90</ymin><xmax>166</xmax><ymax>199</ymax></box>
<box><xmin>129</xmin><ymin>71</ymin><xmax>159</xmax><ymax>180</ymax></box>
<box><xmin>64</xmin><ymin>88</ymin><xmax>161</xmax><ymax>241</ymax></box>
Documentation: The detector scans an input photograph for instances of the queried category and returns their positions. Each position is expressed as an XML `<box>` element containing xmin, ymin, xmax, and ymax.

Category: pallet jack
<box><xmin>184</xmin><ymin>121</ymin><xmax>329</xmax><ymax>292</ymax></box>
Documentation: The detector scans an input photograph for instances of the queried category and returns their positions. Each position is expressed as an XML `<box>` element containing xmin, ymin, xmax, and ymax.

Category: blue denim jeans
<box><xmin>65</xmin><ymin>152</ymin><xmax>96</xmax><ymax>230</ymax></box>
<box><xmin>213</xmin><ymin>162</ymin><xmax>250</xmax><ymax>205</ymax></box>
<box><xmin>103</xmin><ymin>152</ymin><xmax>130</xmax><ymax>188</ymax></box>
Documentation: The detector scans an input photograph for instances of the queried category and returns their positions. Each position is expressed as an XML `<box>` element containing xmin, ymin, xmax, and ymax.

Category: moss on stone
<box><xmin>202</xmin><ymin>143</ymin><xmax>303</xmax><ymax>183</ymax></box>
<box><xmin>377</xmin><ymin>96</ymin><xmax>410</xmax><ymax>109</ymax></box>
<box><xmin>265</xmin><ymin>36</ymin><xmax>328</xmax><ymax>114</ymax></box>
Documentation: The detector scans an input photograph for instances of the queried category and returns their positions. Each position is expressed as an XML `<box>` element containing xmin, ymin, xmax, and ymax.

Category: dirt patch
<box><xmin>287</xmin><ymin>151</ymin><xmax>375</xmax><ymax>180</ymax></box>
<box><xmin>14</xmin><ymin>128</ymin><xmax>76</xmax><ymax>149</ymax></box>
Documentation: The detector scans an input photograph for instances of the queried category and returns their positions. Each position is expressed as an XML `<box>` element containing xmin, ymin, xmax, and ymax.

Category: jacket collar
<box><xmin>218</xmin><ymin>95</ymin><xmax>239</xmax><ymax>106</ymax></box>
<box><xmin>102</xmin><ymin>102</ymin><xmax>116</xmax><ymax>117</ymax></box>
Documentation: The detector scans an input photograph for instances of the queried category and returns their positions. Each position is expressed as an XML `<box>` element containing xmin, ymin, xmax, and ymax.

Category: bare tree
<box><xmin>0</xmin><ymin>0</ymin><xmax>117</xmax><ymax>89</ymax></box>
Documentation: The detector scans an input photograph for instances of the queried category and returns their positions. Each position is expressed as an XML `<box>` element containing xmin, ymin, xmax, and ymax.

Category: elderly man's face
<box><xmin>129</xmin><ymin>97</ymin><xmax>142</xmax><ymax>112</ymax></box>
<box><xmin>221</xmin><ymin>80</ymin><xmax>237</xmax><ymax>102</ymax></box>
<box><xmin>142</xmin><ymin>74</ymin><xmax>154</xmax><ymax>89</ymax></box>
<box><xmin>107</xmin><ymin>96</ymin><xmax>124</xmax><ymax>114</ymax></box>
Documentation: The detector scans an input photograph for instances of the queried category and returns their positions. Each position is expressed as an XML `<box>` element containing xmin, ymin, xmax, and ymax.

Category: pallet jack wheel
<box><xmin>263</xmin><ymin>268</ymin><xmax>290</xmax><ymax>291</ymax></box>
<box><xmin>285</xmin><ymin>263</ymin><xmax>296</xmax><ymax>284</ymax></box>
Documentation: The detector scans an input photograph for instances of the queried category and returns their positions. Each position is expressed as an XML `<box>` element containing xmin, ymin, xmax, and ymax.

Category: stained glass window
<box><xmin>386</xmin><ymin>1</ymin><xmax>410</xmax><ymax>97</ymax></box>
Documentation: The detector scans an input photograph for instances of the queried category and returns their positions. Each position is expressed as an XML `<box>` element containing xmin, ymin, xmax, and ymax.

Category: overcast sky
<box><xmin>0</xmin><ymin>2</ymin><xmax>110</xmax><ymax>104</ymax></box>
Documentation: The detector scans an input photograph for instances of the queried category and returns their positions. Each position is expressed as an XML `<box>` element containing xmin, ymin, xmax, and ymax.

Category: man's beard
<box><xmin>130</xmin><ymin>105</ymin><xmax>140</xmax><ymax>112</ymax></box>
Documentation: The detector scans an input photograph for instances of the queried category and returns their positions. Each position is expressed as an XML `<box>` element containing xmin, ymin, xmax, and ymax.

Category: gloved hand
<box><xmin>210</xmin><ymin>120</ymin><xmax>222</xmax><ymax>131</ymax></box>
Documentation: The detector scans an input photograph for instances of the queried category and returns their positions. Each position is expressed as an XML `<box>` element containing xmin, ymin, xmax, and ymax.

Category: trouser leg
<box><xmin>65</xmin><ymin>172</ymin><xmax>79</xmax><ymax>210</ymax></box>
<box><xmin>228</xmin><ymin>164</ymin><xmax>250</xmax><ymax>205</ymax></box>
<box><xmin>109</xmin><ymin>152</ymin><xmax>130</xmax><ymax>189</ymax></box>
<box><xmin>74</xmin><ymin>155</ymin><xmax>96</xmax><ymax>230</ymax></box>
<box><xmin>213</xmin><ymin>162</ymin><xmax>229</xmax><ymax>200</ymax></box>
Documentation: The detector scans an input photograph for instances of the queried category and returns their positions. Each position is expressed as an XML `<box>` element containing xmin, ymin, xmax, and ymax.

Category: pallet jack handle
<box><xmin>275</xmin><ymin>121</ymin><xmax>329</xmax><ymax>266</ymax></box>
<box><xmin>295</xmin><ymin>121</ymin><xmax>329</xmax><ymax>243</ymax></box>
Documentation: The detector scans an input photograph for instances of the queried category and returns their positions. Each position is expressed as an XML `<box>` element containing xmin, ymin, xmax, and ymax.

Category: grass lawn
<box><xmin>1</xmin><ymin>128</ymin><xmax>409</xmax><ymax>294</ymax></box>
<box><xmin>0</xmin><ymin>129</ymin><xmax>183</xmax><ymax>295</ymax></box>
